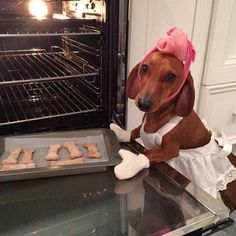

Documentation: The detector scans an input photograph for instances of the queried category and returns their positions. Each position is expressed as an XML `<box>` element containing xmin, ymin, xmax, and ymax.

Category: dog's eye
<box><xmin>140</xmin><ymin>64</ymin><xmax>148</xmax><ymax>75</ymax></box>
<box><xmin>165</xmin><ymin>73</ymin><xmax>176</xmax><ymax>83</ymax></box>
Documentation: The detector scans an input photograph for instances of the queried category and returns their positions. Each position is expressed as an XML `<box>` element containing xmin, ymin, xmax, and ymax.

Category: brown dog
<box><xmin>111</xmin><ymin>28</ymin><xmax>236</xmax><ymax>201</ymax></box>
<box><xmin>122</xmin><ymin>50</ymin><xmax>236</xmax><ymax>209</ymax></box>
<box><xmin>127</xmin><ymin>51</ymin><xmax>211</xmax><ymax>163</ymax></box>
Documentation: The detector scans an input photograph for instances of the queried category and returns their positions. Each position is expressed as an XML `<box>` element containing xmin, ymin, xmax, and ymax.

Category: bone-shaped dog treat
<box><xmin>1</xmin><ymin>163</ymin><xmax>36</xmax><ymax>171</ymax></box>
<box><xmin>45</xmin><ymin>144</ymin><xmax>61</xmax><ymax>161</ymax></box>
<box><xmin>64</xmin><ymin>141</ymin><xmax>83</xmax><ymax>159</ymax></box>
<box><xmin>20</xmin><ymin>148</ymin><xmax>35</xmax><ymax>164</ymax></box>
<box><xmin>49</xmin><ymin>158</ymin><xmax>84</xmax><ymax>167</ymax></box>
<box><xmin>83</xmin><ymin>143</ymin><xmax>101</xmax><ymax>158</ymax></box>
<box><xmin>2</xmin><ymin>148</ymin><xmax>22</xmax><ymax>165</ymax></box>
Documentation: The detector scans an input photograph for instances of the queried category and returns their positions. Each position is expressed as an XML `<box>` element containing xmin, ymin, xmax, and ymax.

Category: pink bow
<box><xmin>156</xmin><ymin>27</ymin><xmax>190</xmax><ymax>61</ymax></box>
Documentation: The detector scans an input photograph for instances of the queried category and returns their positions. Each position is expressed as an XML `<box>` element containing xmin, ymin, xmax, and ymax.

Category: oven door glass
<box><xmin>0</xmin><ymin>166</ymin><xmax>230</xmax><ymax>236</ymax></box>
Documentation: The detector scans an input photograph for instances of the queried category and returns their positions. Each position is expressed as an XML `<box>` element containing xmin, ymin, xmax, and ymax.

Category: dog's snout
<box><xmin>138</xmin><ymin>97</ymin><xmax>153</xmax><ymax>111</ymax></box>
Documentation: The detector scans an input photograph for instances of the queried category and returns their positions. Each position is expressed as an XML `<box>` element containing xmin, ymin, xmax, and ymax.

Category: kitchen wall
<box><xmin>127</xmin><ymin>0</ymin><xmax>236</xmax><ymax>152</ymax></box>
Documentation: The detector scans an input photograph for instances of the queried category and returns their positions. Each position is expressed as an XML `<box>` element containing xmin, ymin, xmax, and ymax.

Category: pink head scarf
<box><xmin>138</xmin><ymin>27</ymin><xmax>196</xmax><ymax>102</ymax></box>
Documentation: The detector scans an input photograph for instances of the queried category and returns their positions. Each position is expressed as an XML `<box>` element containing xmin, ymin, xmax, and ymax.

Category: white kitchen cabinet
<box><xmin>198</xmin><ymin>0</ymin><xmax>236</xmax><ymax>146</ymax></box>
<box><xmin>198</xmin><ymin>84</ymin><xmax>236</xmax><ymax>143</ymax></box>
<box><xmin>202</xmin><ymin>0</ymin><xmax>236</xmax><ymax>86</ymax></box>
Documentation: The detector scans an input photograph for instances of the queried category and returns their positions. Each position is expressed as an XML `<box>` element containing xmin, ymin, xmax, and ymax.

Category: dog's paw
<box><xmin>114</xmin><ymin>149</ymin><xmax>150</xmax><ymax>180</ymax></box>
<box><xmin>110</xmin><ymin>123</ymin><xmax>131</xmax><ymax>142</ymax></box>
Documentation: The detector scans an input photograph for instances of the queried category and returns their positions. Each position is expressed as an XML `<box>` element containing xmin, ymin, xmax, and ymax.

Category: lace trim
<box><xmin>216</xmin><ymin>168</ymin><xmax>236</xmax><ymax>192</ymax></box>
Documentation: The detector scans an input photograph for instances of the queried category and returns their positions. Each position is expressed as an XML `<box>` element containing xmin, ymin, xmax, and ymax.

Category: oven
<box><xmin>0</xmin><ymin>0</ymin><xmax>128</xmax><ymax>135</ymax></box>
<box><xmin>0</xmin><ymin>0</ymin><xmax>129</xmax><ymax>181</ymax></box>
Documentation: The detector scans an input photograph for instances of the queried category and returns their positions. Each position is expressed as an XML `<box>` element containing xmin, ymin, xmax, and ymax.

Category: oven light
<box><xmin>29</xmin><ymin>0</ymin><xmax>48</xmax><ymax>20</ymax></box>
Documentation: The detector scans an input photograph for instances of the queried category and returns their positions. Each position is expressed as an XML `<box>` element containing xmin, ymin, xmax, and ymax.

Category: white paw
<box><xmin>114</xmin><ymin>149</ymin><xmax>150</xmax><ymax>180</ymax></box>
<box><xmin>110</xmin><ymin>123</ymin><xmax>131</xmax><ymax>142</ymax></box>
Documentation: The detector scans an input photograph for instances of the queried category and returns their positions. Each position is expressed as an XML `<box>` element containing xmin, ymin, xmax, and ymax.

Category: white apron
<box><xmin>140</xmin><ymin>116</ymin><xmax>236</xmax><ymax>199</ymax></box>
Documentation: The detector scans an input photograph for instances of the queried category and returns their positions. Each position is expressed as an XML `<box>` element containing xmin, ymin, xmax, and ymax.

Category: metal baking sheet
<box><xmin>0</xmin><ymin>129</ymin><xmax>121</xmax><ymax>182</ymax></box>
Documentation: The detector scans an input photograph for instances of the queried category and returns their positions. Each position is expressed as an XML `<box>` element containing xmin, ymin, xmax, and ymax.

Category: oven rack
<box><xmin>0</xmin><ymin>25</ymin><xmax>101</xmax><ymax>37</ymax></box>
<box><xmin>62</xmin><ymin>37</ymin><xmax>100</xmax><ymax>56</ymax></box>
<box><xmin>0</xmin><ymin>80</ymin><xmax>101</xmax><ymax>126</ymax></box>
<box><xmin>0</xmin><ymin>50</ymin><xmax>100</xmax><ymax>86</ymax></box>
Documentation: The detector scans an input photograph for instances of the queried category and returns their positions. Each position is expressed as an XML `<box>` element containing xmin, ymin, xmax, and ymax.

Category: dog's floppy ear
<box><xmin>126</xmin><ymin>63</ymin><xmax>140</xmax><ymax>99</ymax></box>
<box><xmin>174</xmin><ymin>73</ymin><xmax>195</xmax><ymax>117</ymax></box>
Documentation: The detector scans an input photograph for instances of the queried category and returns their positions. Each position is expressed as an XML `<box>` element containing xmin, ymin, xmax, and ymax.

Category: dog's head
<box><xmin>126</xmin><ymin>51</ymin><xmax>195</xmax><ymax>117</ymax></box>
<box><xmin>127</xmin><ymin>27</ymin><xmax>195</xmax><ymax>117</ymax></box>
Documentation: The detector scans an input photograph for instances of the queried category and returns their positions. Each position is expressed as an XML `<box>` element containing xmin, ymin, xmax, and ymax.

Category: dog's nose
<box><xmin>138</xmin><ymin>97</ymin><xmax>153</xmax><ymax>111</ymax></box>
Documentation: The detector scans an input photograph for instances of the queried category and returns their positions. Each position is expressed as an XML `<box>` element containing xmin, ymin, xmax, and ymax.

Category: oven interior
<box><xmin>0</xmin><ymin>0</ymin><xmax>125</xmax><ymax>135</ymax></box>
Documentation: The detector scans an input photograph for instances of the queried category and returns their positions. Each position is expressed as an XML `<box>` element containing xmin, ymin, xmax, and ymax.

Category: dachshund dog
<box><xmin>126</xmin><ymin>52</ymin><xmax>211</xmax><ymax>162</ymax></box>
<box><xmin>111</xmin><ymin>27</ymin><xmax>236</xmax><ymax>199</ymax></box>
